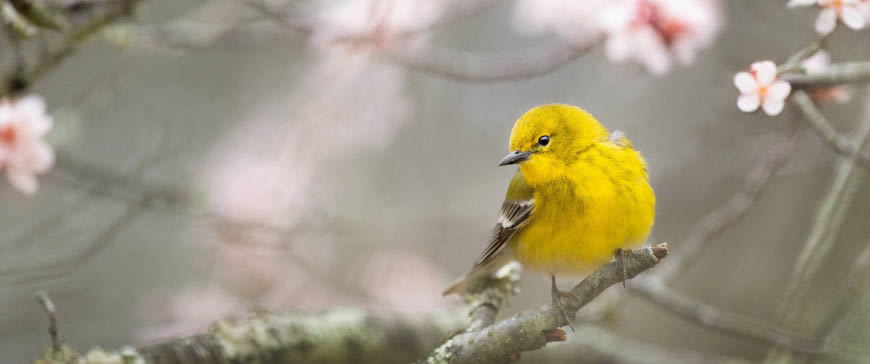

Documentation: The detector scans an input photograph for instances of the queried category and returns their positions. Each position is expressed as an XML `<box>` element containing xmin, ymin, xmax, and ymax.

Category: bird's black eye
<box><xmin>538</xmin><ymin>135</ymin><xmax>550</xmax><ymax>146</ymax></box>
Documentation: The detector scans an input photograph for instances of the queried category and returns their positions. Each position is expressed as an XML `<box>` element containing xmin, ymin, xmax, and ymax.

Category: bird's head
<box><xmin>500</xmin><ymin>104</ymin><xmax>609</xmax><ymax>184</ymax></box>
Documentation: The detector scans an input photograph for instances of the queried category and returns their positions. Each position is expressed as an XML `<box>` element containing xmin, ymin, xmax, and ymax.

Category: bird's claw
<box><xmin>550</xmin><ymin>275</ymin><xmax>576</xmax><ymax>332</ymax></box>
<box><xmin>616</xmin><ymin>248</ymin><xmax>629</xmax><ymax>287</ymax></box>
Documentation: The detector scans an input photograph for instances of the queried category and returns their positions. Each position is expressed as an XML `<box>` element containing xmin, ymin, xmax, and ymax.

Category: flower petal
<box><xmin>604</xmin><ymin>32</ymin><xmax>632</xmax><ymax>62</ymax></box>
<box><xmin>802</xmin><ymin>50</ymin><xmax>830</xmax><ymax>74</ymax></box>
<box><xmin>816</xmin><ymin>8</ymin><xmax>838</xmax><ymax>34</ymax></box>
<box><xmin>17</xmin><ymin>95</ymin><xmax>46</xmax><ymax>116</ymax></box>
<box><xmin>768</xmin><ymin>80</ymin><xmax>792</xmax><ymax>100</ymax></box>
<box><xmin>734</xmin><ymin>72</ymin><xmax>758</xmax><ymax>93</ymax></box>
<box><xmin>762</xmin><ymin>96</ymin><xmax>786</xmax><ymax>116</ymax></box>
<box><xmin>29</xmin><ymin>140</ymin><xmax>55</xmax><ymax>173</ymax></box>
<box><xmin>752</xmin><ymin>61</ymin><xmax>778</xmax><ymax>85</ymax></box>
<box><xmin>29</xmin><ymin>113</ymin><xmax>53</xmax><ymax>137</ymax></box>
<box><xmin>634</xmin><ymin>29</ymin><xmax>672</xmax><ymax>75</ymax></box>
<box><xmin>787</xmin><ymin>0</ymin><xmax>817</xmax><ymax>7</ymax></box>
<box><xmin>738</xmin><ymin>94</ymin><xmax>761</xmax><ymax>112</ymax></box>
<box><xmin>6</xmin><ymin>169</ymin><xmax>38</xmax><ymax>195</ymax></box>
<box><xmin>840</xmin><ymin>6</ymin><xmax>866</xmax><ymax>29</ymax></box>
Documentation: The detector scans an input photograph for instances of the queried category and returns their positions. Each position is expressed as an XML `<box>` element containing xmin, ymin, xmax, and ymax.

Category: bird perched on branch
<box><xmin>443</xmin><ymin>104</ymin><xmax>655</xmax><ymax>329</ymax></box>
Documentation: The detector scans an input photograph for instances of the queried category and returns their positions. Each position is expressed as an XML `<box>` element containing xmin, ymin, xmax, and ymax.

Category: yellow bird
<box><xmin>443</xmin><ymin>104</ymin><xmax>655</xmax><ymax>326</ymax></box>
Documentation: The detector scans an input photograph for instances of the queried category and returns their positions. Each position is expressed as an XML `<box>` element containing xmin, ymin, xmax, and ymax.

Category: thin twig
<box><xmin>241</xmin><ymin>0</ymin><xmax>506</xmax><ymax>39</ymax></box>
<box><xmin>655</xmin><ymin>123</ymin><xmax>803</xmax><ymax>282</ymax></box>
<box><xmin>35</xmin><ymin>290</ymin><xmax>60</xmax><ymax>352</ymax></box>
<box><xmin>824</xmin><ymin>289</ymin><xmax>870</xmax><ymax>353</ymax></box>
<box><xmin>821</xmin><ymin>240</ymin><xmax>870</xmax><ymax>346</ymax></box>
<box><xmin>777</xmin><ymin>89</ymin><xmax>870</xmax><ymax>324</ymax></box>
<box><xmin>0</xmin><ymin>207</ymin><xmax>139</xmax><ymax>290</ymax></box>
<box><xmin>779</xmin><ymin>35</ymin><xmax>827</xmax><ymax>74</ymax></box>
<box><xmin>784</xmin><ymin>62</ymin><xmax>870</xmax><ymax>89</ymax></box>
<box><xmin>564</xmin><ymin>324</ymin><xmax>753</xmax><ymax>364</ymax></box>
<box><xmin>463</xmin><ymin>262</ymin><xmax>522</xmax><ymax>332</ymax></box>
<box><xmin>0</xmin><ymin>0</ymin><xmax>144</xmax><ymax>96</ymax></box>
<box><xmin>247</xmin><ymin>0</ymin><xmax>600</xmax><ymax>83</ymax></box>
<box><xmin>388</xmin><ymin>38</ymin><xmax>600</xmax><ymax>83</ymax></box>
<box><xmin>791</xmin><ymin>90</ymin><xmax>870</xmax><ymax>167</ymax></box>
<box><xmin>629</xmin><ymin>277</ymin><xmax>828</xmax><ymax>354</ymax></box>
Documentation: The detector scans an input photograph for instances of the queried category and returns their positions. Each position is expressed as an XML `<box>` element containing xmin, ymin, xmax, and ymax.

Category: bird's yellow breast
<box><xmin>511</xmin><ymin>142</ymin><xmax>655</xmax><ymax>275</ymax></box>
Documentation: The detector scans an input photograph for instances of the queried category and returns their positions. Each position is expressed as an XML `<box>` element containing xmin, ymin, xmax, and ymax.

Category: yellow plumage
<box><xmin>444</xmin><ymin>104</ymin><xmax>655</xmax><ymax>295</ymax></box>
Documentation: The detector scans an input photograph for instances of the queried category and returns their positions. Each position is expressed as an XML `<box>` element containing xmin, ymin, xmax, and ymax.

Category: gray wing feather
<box><xmin>473</xmin><ymin>198</ymin><xmax>534</xmax><ymax>267</ymax></box>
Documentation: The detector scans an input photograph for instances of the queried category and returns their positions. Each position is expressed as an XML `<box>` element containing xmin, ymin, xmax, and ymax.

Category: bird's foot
<box><xmin>550</xmin><ymin>275</ymin><xmax>576</xmax><ymax>332</ymax></box>
<box><xmin>615</xmin><ymin>248</ymin><xmax>630</xmax><ymax>287</ymax></box>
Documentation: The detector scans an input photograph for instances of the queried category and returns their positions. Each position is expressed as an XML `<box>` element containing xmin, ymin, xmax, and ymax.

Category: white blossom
<box><xmin>600</xmin><ymin>0</ymin><xmax>722</xmax><ymax>75</ymax></box>
<box><xmin>734</xmin><ymin>61</ymin><xmax>792</xmax><ymax>116</ymax></box>
<box><xmin>788</xmin><ymin>0</ymin><xmax>867</xmax><ymax>34</ymax></box>
<box><xmin>0</xmin><ymin>95</ymin><xmax>54</xmax><ymax>195</ymax></box>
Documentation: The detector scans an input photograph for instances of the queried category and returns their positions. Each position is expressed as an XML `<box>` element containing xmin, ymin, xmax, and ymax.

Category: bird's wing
<box><xmin>442</xmin><ymin>171</ymin><xmax>534</xmax><ymax>296</ymax></box>
<box><xmin>473</xmin><ymin>170</ymin><xmax>535</xmax><ymax>268</ymax></box>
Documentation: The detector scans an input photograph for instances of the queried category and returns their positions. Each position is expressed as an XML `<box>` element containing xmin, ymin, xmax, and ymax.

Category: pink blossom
<box><xmin>512</xmin><ymin>0</ymin><xmax>608</xmax><ymax>44</ymax></box>
<box><xmin>311</xmin><ymin>0</ymin><xmax>449</xmax><ymax>53</ymax></box>
<box><xmin>734</xmin><ymin>61</ymin><xmax>792</xmax><ymax>116</ymax></box>
<box><xmin>788</xmin><ymin>0</ymin><xmax>867</xmax><ymax>34</ymax></box>
<box><xmin>0</xmin><ymin>95</ymin><xmax>54</xmax><ymax>195</ymax></box>
<box><xmin>861</xmin><ymin>0</ymin><xmax>870</xmax><ymax>18</ymax></box>
<box><xmin>802</xmin><ymin>50</ymin><xmax>854</xmax><ymax>104</ymax></box>
<box><xmin>600</xmin><ymin>0</ymin><xmax>722</xmax><ymax>74</ymax></box>
<box><xmin>809</xmin><ymin>86</ymin><xmax>854</xmax><ymax>104</ymax></box>
<box><xmin>801</xmin><ymin>50</ymin><xmax>831</xmax><ymax>75</ymax></box>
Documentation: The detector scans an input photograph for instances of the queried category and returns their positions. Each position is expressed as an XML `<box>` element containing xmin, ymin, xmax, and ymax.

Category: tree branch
<box><xmin>35</xmin><ymin>308</ymin><xmax>467</xmax><ymax>364</ymax></box>
<box><xmin>654</xmin><ymin>123</ymin><xmax>802</xmax><ymax>282</ymax></box>
<box><xmin>245</xmin><ymin>0</ymin><xmax>599</xmax><ymax>83</ymax></box>
<box><xmin>427</xmin><ymin>243</ymin><xmax>668</xmax><ymax>364</ymax></box>
<box><xmin>387</xmin><ymin>38</ymin><xmax>599</xmax><ymax>83</ymax></box>
<box><xmin>765</xmin><ymin>88</ymin><xmax>870</xmax><ymax>357</ymax></box>
<box><xmin>0</xmin><ymin>0</ymin><xmax>144</xmax><ymax>97</ymax></box>
<box><xmin>560</xmin><ymin>324</ymin><xmax>753</xmax><ymax>364</ymax></box>
<box><xmin>790</xmin><ymin>89</ymin><xmax>870</xmax><ymax>167</ymax></box>
<box><xmin>784</xmin><ymin>62</ymin><xmax>870</xmax><ymax>89</ymax></box>
<box><xmin>779</xmin><ymin>89</ymin><xmax>870</xmax><ymax>315</ymax></box>
<box><xmin>628</xmin><ymin>277</ymin><xmax>828</xmax><ymax>355</ymax></box>
<box><xmin>35</xmin><ymin>291</ymin><xmax>60</xmax><ymax>353</ymax></box>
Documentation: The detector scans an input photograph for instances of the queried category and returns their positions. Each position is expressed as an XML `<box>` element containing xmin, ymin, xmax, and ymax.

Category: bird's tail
<box><xmin>442</xmin><ymin>252</ymin><xmax>515</xmax><ymax>296</ymax></box>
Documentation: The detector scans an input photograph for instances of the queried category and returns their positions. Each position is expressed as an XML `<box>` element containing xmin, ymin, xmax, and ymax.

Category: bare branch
<box><xmin>388</xmin><ymin>38</ymin><xmax>600</xmax><ymax>83</ymax></box>
<box><xmin>779</xmin><ymin>35</ymin><xmax>828</xmax><ymax>74</ymax></box>
<box><xmin>784</xmin><ymin>62</ymin><xmax>870</xmax><ymax>89</ymax></box>
<box><xmin>35</xmin><ymin>291</ymin><xmax>60</xmax><ymax>352</ymax></box>
<box><xmin>0</xmin><ymin>0</ymin><xmax>145</xmax><ymax>96</ymax></box>
<box><xmin>0</xmin><ymin>206</ymin><xmax>139</xmax><ymax>290</ymax></box>
<box><xmin>824</xmin><ymin>290</ymin><xmax>870</xmax><ymax>354</ymax></box>
<box><xmin>242</xmin><ymin>0</ymin><xmax>506</xmax><ymax>38</ymax></box>
<box><xmin>655</xmin><ymin>123</ymin><xmax>802</xmax><ymax>282</ymax></box>
<box><xmin>463</xmin><ymin>263</ymin><xmax>521</xmax><ymax>332</ymax></box>
<box><xmin>629</xmin><ymin>277</ymin><xmax>830</xmax><ymax>355</ymax></box>
<box><xmin>565</xmin><ymin>325</ymin><xmax>753</xmax><ymax>364</ymax></box>
<box><xmin>819</xmin><ymin>240</ymin><xmax>870</xmax><ymax>349</ymax></box>
<box><xmin>427</xmin><ymin>244</ymin><xmax>668</xmax><ymax>364</ymax></box>
<box><xmin>245</xmin><ymin>0</ymin><xmax>599</xmax><ymax>83</ymax></box>
<box><xmin>778</xmin><ymin>89</ymin><xmax>870</xmax><ymax>322</ymax></box>
<box><xmin>790</xmin><ymin>90</ymin><xmax>870</xmax><ymax>166</ymax></box>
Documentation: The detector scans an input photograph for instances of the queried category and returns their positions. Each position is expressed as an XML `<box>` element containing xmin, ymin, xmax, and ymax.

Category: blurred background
<box><xmin>1</xmin><ymin>0</ymin><xmax>870</xmax><ymax>362</ymax></box>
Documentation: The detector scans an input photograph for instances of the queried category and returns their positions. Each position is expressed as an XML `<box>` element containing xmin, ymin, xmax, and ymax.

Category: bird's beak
<box><xmin>498</xmin><ymin>150</ymin><xmax>532</xmax><ymax>166</ymax></box>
